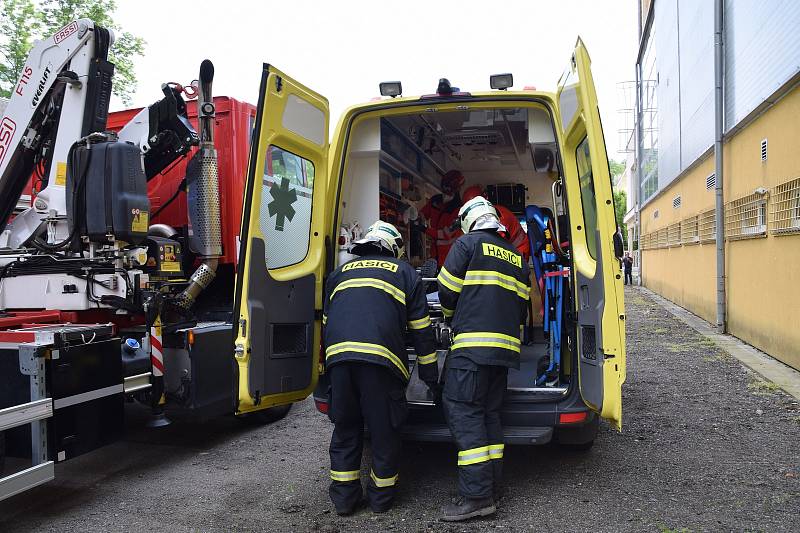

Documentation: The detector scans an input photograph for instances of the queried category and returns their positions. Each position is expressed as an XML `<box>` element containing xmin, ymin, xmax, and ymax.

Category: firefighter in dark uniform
<box><xmin>323</xmin><ymin>221</ymin><xmax>439</xmax><ymax>515</ymax></box>
<box><xmin>437</xmin><ymin>196</ymin><xmax>530</xmax><ymax>522</ymax></box>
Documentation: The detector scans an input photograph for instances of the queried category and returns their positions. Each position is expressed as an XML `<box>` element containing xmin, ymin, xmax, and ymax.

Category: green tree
<box><xmin>0</xmin><ymin>0</ymin><xmax>144</xmax><ymax>105</ymax></box>
<box><xmin>608</xmin><ymin>158</ymin><xmax>626</xmax><ymax>185</ymax></box>
<box><xmin>613</xmin><ymin>189</ymin><xmax>628</xmax><ymax>247</ymax></box>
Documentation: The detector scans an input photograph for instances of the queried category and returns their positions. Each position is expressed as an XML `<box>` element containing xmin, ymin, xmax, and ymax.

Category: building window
<box><xmin>761</xmin><ymin>138</ymin><xmax>768</xmax><ymax>162</ymax></box>
<box><xmin>769</xmin><ymin>177</ymin><xmax>800</xmax><ymax>235</ymax></box>
<box><xmin>637</xmin><ymin>24</ymin><xmax>659</xmax><ymax>203</ymax></box>
<box><xmin>706</xmin><ymin>173</ymin><xmax>716</xmax><ymax>190</ymax></box>
<box><xmin>672</xmin><ymin>195</ymin><xmax>681</xmax><ymax>209</ymax></box>
<box><xmin>725</xmin><ymin>193</ymin><xmax>768</xmax><ymax>240</ymax></box>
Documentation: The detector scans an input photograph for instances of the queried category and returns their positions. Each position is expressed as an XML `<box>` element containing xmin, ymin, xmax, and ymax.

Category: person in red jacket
<box><xmin>462</xmin><ymin>185</ymin><xmax>530</xmax><ymax>261</ymax></box>
<box><xmin>420</xmin><ymin>170</ymin><xmax>465</xmax><ymax>266</ymax></box>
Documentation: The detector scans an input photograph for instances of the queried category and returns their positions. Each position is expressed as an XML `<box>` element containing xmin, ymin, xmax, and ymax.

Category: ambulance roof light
<box><xmin>490</xmin><ymin>73</ymin><xmax>514</xmax><ymax>90</ymax></box>
<box><xmin>379</xmin><ymin>81</ymin><xmax>403</xmax><ymax>98</ymax></box>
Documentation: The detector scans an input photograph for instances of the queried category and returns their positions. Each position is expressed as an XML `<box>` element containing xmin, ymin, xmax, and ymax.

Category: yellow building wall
<box><xmin>640</xmin><ymin>156</ymin><xmax>717</xmax><ymax>323</ymax></box>
<box><xmin>722</xmin><ymin>85</ymin><xmax>800</xmax><ymax>371</ymax></box>
<box><xmin>640</xmin><ymin>84</ymin><xmax>800</xmax><ymax>371</ymax></box>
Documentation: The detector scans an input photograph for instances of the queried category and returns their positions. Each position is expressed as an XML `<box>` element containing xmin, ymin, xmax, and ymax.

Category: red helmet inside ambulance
<box><xmin>462</xmin><ymin>185</ymin><xmax>530</xmax><ymax>261</ymax></box>
<box><xmin>420</xmin><ymin>170</ymin><xmax>466</xmax><ymax>266</ymax></box>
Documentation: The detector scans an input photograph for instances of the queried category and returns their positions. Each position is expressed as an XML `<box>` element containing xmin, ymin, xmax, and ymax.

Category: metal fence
<box><xmin>698</xmin><ymin>209</ymin><xmax>716</xmax><ymax>243</ymax></box>
<box><xmin>725</xmin><ymin>192</ymin><xmax>767</xmax><ymax>240</ymax></box>
<box><xmin>769</xmin><ymin>177</ymin><xmax>800</xmax><ymax>235</ymax></box>
<box><xmin>681</xmin><ymin>215</ymin><xmax>699</xmax><ymax>245</ymax></box>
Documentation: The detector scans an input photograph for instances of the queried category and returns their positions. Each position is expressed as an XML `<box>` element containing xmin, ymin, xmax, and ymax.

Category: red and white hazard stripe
<box><xmin>150</xmin><ymin>324</ymin><xmax>164</xmax><ymax>377</ymax></box>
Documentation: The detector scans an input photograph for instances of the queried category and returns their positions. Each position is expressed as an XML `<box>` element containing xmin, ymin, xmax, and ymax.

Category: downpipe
<box><xmin>713</xmin><ymin>0</ymin><xmax>726</xmax><ymax>333</ymax></box>
<box><xmin>176</xmin><ymin>59</ymin><xmax>222</xmax><ymax>310</ymax></box>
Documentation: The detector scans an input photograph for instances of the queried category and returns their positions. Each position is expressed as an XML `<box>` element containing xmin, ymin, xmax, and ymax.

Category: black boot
<box><xmin>441</xmin><ymin>496</ymin><xmax>496</xmax><ymax>522</ymax></box>
<box><xmin>335</xmin><ymin>497</ymin><xmax>365</xmax><ymax>517</ymax></box>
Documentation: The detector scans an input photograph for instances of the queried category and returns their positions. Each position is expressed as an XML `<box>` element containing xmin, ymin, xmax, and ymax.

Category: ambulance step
<box><xmin>400</xmin><ymin>424</ymin><xmax>553</xmax><ymax>445</ymax></box>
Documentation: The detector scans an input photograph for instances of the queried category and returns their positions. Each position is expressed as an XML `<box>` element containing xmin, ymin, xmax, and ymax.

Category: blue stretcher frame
<box><xmin>525</xmin><ymin>205</ymin><xmax>565</xmax><ymax>385</ymax></box>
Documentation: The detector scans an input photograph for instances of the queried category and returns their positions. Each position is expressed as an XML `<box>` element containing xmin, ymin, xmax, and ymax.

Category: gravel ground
<box><xmin>1</xmin><ymin>287</ymin><xmax>799</xmax><ymax>532</ymax></box>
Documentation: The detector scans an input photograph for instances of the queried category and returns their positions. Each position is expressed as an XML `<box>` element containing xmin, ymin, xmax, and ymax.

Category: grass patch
<box><xmin>747</xmin><ymin>379</ymin><xmax>782</xmax><ymax>395</ymax></box>
<box><xmin>665</xmin><ymin>342</ymin><xmax>694</xmax><ymax>353</ymax></box>
<box><xmin>658</xmin><ymin>525</ymin><xmax>693</xmax><ymax>533</ymax></box>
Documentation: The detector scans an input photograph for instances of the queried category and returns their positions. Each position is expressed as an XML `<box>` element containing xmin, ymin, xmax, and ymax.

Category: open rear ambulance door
<box><xmin>557</xmin><ymin>39</ymin><xmax>626</xmax><ymax>429</ymax></box>
<box><xmin>233</xmin><ymin>64</ymin><xmax>329</xmax><ymax>413</ymax></box>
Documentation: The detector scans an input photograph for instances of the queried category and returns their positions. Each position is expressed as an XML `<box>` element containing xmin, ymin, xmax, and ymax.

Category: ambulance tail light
<box><xmin>559</xmin><ymin>411</ymin><xmax>588</xmax><ymax>424</ymax></box>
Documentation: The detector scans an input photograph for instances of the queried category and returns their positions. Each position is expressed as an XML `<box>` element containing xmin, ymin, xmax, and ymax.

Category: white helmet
<box><xmin>458</xmin><ymin>195</ymin><xmax>500</xmax><ymax>233</ymax></box>
<box><xmin>350</xmin><ymin>220</ymin><xmax>405</xmax><ymax>258</ymax></box>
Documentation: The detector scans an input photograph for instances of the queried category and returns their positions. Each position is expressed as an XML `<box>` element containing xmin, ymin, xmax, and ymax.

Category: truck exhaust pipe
<box><xmin>176</xmin><ymin>59</ymin><xmax>222</xmax><ymax>310</ymax></box>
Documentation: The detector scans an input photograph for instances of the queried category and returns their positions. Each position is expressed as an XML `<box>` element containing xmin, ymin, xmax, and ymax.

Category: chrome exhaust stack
<box><xmin>176</xmin><ymin>59</ymin><xmax>222</xmax><ymax>310</ymax></box>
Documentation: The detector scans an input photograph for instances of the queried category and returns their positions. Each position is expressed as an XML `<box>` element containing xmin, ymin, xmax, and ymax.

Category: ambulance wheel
<box><xmin>559</xmin><ymin>439</ymin><xmax>595</xmax><ymax>452</ymax></box>
<box><xmin>240</xmin><ymin>403</ymin><xmax>292</xmax><ymax>425</ymax></box>
<box><xmin>556</xmin><ymin>414</ymin><xmax>598</xmax><ymax>452</ymax></box>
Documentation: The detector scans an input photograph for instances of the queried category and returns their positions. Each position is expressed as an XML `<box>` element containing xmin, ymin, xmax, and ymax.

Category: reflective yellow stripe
<box><xmin>330</xmin><ymin>470</ymin><xmax>360</xmax><ymax>482</ymax></box>
<box><xmin>417</xmin><ymin>352</ymin><xmax>437</xmax><ymax>365</ymax></box>
<box><xmin>408</xmin><ymin>316</ymin><xmax>431</xmax><ymax>330</ymax></box>
<box><xmin>457</xmin><ymin>445</ymin><xmax>491</xmax><ymax>466</ymax></box>
<box><xmin>455</xmin><ymin>331</ymin><xmax>521</xmax><ymax>343</ymax></box>
<box><xmin>326</xmin><ymin>341</ymin><xmax>410</xmax><ymax>379</ymax></box>
<box><xmin>370</xmin><ymin>470</ymin><xmax>398</xmax><ymax>488</ymax></box>
<box><xmin>332</xmin><ymin>277</ymin><xmax>406</xmax><ymax>305</ymax></box>
<box><xmin>464</xmin><ymin>270</ymin><xmax>530</xmax><ymax>300</ymax></box>
<box><xmin>437</xmin><ymin>267</ymin><xmax>464</xmax><ymax>294</ymax></box>
<box><xmin>441</xmin><ymin>306</ymin><xmax>454</xmax><ymax>318</ymax></box>
<box><xmin>452</xmin><ymin>332</ymin><xmax>521</xmax><ymax>353</ymax></box>
<box><xmin>322</xmin><ymin>314</ymin><xmax>327</xmax><ymax>325</ymax></box>
<box><xmin>488</xmin><ymin>444</ymin><xmax>504</xmax><ymax>460</ymax></box>
<box><xmin>452</xmin><ymin>341</ymin><xmax>521</xmax><ymax>353</ymax></box>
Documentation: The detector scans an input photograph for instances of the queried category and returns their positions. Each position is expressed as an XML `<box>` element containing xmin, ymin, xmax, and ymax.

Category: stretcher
<box><xmin>525</xmin><ymin>205</ymin><xmax>568</xmax><ymax>385</ymax></box>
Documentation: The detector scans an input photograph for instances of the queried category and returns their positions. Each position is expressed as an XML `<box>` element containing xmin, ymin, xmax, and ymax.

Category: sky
<box><xmin>114</xmin><ymin>0</ymin><xmax>638</xmax><ymax>158</ymax></box>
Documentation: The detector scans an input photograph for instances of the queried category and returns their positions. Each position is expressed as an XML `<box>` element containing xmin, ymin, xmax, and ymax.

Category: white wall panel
<box><xmin>678</xmin><ymin>0</ymin><xmax>714</xmax><ymax>167</ymax></box>
<box><xmin>655</xmin><ymin>0</ymin><xmax>682</xmax><ymax>189</ymax></box>
<box><xmin>724</xmin><ymin>0</ymin><xmax>800</xmax><ymax>130</ymax></box>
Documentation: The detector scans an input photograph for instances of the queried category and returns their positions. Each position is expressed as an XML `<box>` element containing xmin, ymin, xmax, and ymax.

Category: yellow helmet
<box><xmin>458</xmin><ymin>195</ymin><xmax>499</xmax><ymax>233</ymax></box>
<box><xmin>351</xmin><ymin>220</ymin><xmax>405</xmax><ymax>258</ymax></box>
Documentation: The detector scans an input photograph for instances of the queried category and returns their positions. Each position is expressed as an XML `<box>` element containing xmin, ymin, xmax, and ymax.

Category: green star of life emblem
<box><xmin>267</xmin><ymin>177</ymin><xmax>297</xmax><ymax>231</ymax></box>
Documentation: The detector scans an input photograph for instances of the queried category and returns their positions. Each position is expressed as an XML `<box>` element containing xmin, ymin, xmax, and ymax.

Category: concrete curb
<box><xmin>636</xmin><ymin>287</ymin><xmax>800</xmax><ymax>401</ymax></box>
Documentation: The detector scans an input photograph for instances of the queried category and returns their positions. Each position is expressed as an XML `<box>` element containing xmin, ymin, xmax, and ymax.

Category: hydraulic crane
<box><xmin>0</xmin><ymin>19</ymin><xmax>276</xmax><ymax>501</ymax></box>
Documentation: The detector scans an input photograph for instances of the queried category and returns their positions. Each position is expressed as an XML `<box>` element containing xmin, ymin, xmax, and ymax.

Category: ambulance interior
<box><xmin>336</xmin><ymin>105</ymin><xmax>573</xmax><ymax>398</ymax></box>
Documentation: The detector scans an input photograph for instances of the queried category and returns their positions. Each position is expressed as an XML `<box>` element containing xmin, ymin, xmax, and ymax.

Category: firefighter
<box><xmin>323</xmin><ymin>221</ymin><xmax>439</xmax><ymax>515</ymax></box>
<box><xmin>462</xmin><ymin>185</ymin><xmax>530</xmax><ymax>261</ymax></box>
<box><xmin>421</xmin><ymin>170</ymin><xmax>466</xmax><ymax>266</ymax></box>
<box><xmin>436</xmin><ymin>196</ymin><xmax>530</xmax><ymax>522</ymax></box>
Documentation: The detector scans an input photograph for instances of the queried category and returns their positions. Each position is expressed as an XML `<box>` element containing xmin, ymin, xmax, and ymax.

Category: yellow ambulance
<box><xmin>232</xmin><ymin>38</ymin><xmax>626</xmax><ymax>447</ymax></box>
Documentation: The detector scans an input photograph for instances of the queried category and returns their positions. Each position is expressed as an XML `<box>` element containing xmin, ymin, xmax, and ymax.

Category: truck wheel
<box><xmin>239</xmin><ymin>403</ymin><xmax>292</xmax><ymax>425</ymax></box>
